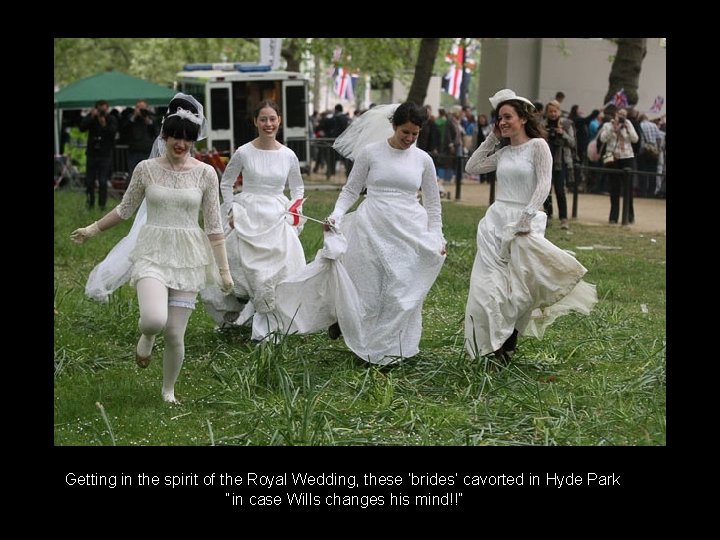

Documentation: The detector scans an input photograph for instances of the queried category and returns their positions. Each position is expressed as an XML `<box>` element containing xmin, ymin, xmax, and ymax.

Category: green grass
<box><xmin>54</xmin><ymin>189</ymin><xmax>665</xmax><ymax>446</ymax></box>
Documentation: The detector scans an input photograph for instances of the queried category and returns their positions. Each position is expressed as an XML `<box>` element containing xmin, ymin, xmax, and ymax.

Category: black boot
<box><xmin>501</xmin><ymin>329</ymin><xmax>518</xmax><ymax>358</ymax></box>
<box><xmin>328</xmin><ymin>322</ymin><xmax>342</xmax><ymax>340</ymax></box>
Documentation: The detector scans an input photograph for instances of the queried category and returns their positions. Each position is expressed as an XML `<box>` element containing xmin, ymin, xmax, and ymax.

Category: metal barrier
<box><xmin>451</xmin><ymin>155</ymin><xmax>665</xmax><ymax>227</ymax></box>
<box><xmin>113</xmin><ymin>144</ymin><xmax>129</xmax><ymax>174</ymax></box>
<box><xmin>306</xmin><ymin>146</ymin><xmax>665</xmax><ymax>228</ymax></box>
<box><xmin>573</xmin><ymin>163</ymin><xmax>666</xmax><ymax>226</ymax></box>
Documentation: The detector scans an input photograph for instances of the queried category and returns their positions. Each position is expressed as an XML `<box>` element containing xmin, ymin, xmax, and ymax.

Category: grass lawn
<box><xmin>54</xmin><ymin>188</ymin><xmax>665</xmax><ymax>446</ymax></box>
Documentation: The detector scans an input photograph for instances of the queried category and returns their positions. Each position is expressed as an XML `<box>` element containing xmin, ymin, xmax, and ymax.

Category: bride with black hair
<box><xmin>71</xmin><ymin>93</ymin><xmax>233</xmax><ymax>404</ymax></box>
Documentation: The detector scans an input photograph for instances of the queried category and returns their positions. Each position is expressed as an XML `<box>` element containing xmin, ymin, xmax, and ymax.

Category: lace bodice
<box><xmin>331</xmin><ymin>140</ymin><xmax>442</xmax><ymax>234</ymax></box>
<box><xmin>465</xmin><ymin>132</ymin><xmax>552</xmax><ymax>231</ymax></box>
<box><xmin>115</xmin><ymin>159</ymin><xmax>223</xmax><ymax>235</ymax></box>
<box><xmin>220</xmin><ymin>143</ymin><xmax>304</xmax><ymax>215</ymax></box>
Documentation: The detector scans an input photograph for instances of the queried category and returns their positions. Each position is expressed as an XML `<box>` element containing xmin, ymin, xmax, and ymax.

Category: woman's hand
<box><xmin>219</xmin><ymin>269</ymin><xmax>234</xmax><ymax>294</ymax></box>
<box><xmin>70</xmin><ymin>222</ymin><xmax>100</xmax><ymax>244</ymax></box>
<box><xmin>323</xmin><ymin>217</ymin><xmax>337</xmax><ymax>232</ymax></box>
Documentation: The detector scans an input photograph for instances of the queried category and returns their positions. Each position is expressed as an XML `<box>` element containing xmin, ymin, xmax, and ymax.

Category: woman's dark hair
<box><xmin>391</xmin><ymin>102</ymin><xmax>427</xmax><ymax>128</ymax></box>
<box><xmin>161</xmin><ymin>97</ymin><xmax>201</xmax><ymax>141</ymax></box>
<box><xmin>254</xmin><ymin>100</ymin><xmax>281</xmax><ymax>119</ymax></box>
<box><xmin>162</xmin><ymin>115</ymin><xmax>200</xmax><ymax>141</ymax></box>
<box><xmin>495</xmin><ymin>100</ymin><xmax>547</xmax><ymax>140</ymax></box>
<box><xmin>603</xmin><ymin>104</ymin><xmax>617</xmax><ymax>121</ymax></box>
<box><xmin>586</xmin><ymin>109</ymin><xmax>600</xmax><ymax>123</ymax></box>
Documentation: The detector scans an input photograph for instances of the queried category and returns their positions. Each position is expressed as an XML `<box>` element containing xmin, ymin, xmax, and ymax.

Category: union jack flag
<box><xmin>613</xmin><ymin>88</ymin><xmax>629</xmax><ymax>109</ymax></box>
<box><xmin>442</xmin><ymin>44</ymin><xmax>465</xmax><ymax>99</ymax></box>
<box><xmin>650</xmin><ymin>95</ymin><xmax>664</xmax><ymax>113</ymax></box>
<box><xmin>333</xmin><ymin>68</ymin><xmax>357</xmax><ymax>101</ymax></box>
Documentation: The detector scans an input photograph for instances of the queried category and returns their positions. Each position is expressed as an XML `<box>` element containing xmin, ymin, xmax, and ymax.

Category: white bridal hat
<box><xmin>489</xmin><ymin>89</ymin><xmax>535</xmax><ymax>110</ymax></box>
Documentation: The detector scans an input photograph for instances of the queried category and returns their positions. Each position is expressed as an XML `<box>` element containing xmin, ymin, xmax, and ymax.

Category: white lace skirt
<box><xmin>464</xmin><ymin>201</ymin><xmax>597</xmax><ymax>358</ymax></box>
<box><xmin>129</xmin><ymin>225</ymin><xmax>220</xmax><ymax>292</ymax></box>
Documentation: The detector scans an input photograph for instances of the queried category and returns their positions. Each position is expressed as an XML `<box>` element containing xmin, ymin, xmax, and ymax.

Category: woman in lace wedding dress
<box><xmin>276</xmin><ymin>102</ymin><xmax>446</xmax><ymax>365</ymax></box>
<box><xmin>71</xmin><ymin>99</ymin><xmax>233</xmax><ymax>404</ymax></box>
<box><xmin>464</xmin><ymin>89</ymin><xmax>597</xmax><ymax>362</ymax></box>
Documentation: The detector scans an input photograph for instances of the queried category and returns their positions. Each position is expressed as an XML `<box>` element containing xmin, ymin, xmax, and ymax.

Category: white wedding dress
<box><xmin>464</xmin><ymin>132</ymin><xmax>597</xmax><ymax>358</ymax></box>
<box><xmin>276</xmin><ymin>140</ymin><xmax>446</xmax><ymax>365</ymax></box>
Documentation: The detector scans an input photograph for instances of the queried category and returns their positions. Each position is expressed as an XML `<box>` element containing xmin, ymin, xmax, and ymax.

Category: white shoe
<box><xmin>233</xmin><ymin>302</ymin><xmax>255</xmax><ymax>326</ymax></box>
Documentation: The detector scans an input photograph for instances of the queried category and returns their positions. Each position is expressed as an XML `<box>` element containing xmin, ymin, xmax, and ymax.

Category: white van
<box><xmin>176</xmin><ymin>64</ymin><xmax>311</xmax><ymax>170</ymax></box>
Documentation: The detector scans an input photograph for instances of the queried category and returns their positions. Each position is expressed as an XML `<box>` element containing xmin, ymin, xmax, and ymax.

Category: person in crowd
<box><xmin>416</xmin><ymin>104</ymin><xmax>440</xmax><ymax>157</ymax></box>
<box><xmin>599</xmin><ymin>106</ymin><xmax>639</xmax><ymax>224</ymax></box>
<box><xmin>637</xmin><ymin>113</ymin><xmax>663</xmax><ymax>198</ymax></box>
<box><xmin>542</xmin><ymin>100</ymin><xmax>576</xmax><ymax>229</ymax></box>
<box><xmin>276</xmin><ymin>102</ymin><xmax>446</xmax><ymax>366</ymax></box>
<box><xmin>124</xmin><ymin>99</ymin><xmax>159</xmax><ymax>178</ymax></box>
<box><xmin>434</xmin><ymin>107</ymin><xmax>448</xmax><ymax>180</ymax></box>
<box><xmin>79</xmin><ymin>99</ymin><xmax>118</xmax><ymax>210</ymax></box>
<box><xmin>441</xmin><ymin>105</ymin><xmax>464</xmax><ymax>191</ymax></box>
<box><xmin>554</xmin><ymin>91</ymin><xmax>567</xmax><ymax>116</ymax></box>
<box><xmin>71</xmin><ymin>95</ymin><xmax>233</xmax><ymax>404</ymax></box>
<box><xmin>464</xmin><ymin>89</ymin><xmax>597</xmax><ymax>363</ymax></box>
<box><xmin>320</xmin><ymin>104</ymin><xmax>350</xmax><ymax>179</ymax></box>
<box><xmin>218</xmin><ymin>100</ymin><xmax>306</xmax><ymax>342</ymax></box>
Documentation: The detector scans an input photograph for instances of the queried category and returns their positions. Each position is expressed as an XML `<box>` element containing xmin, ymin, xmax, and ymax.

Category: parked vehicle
<box><xmin>176</xmin><ymin>63</ymin><xmax>311</xmax><ymax>171</ymax></box>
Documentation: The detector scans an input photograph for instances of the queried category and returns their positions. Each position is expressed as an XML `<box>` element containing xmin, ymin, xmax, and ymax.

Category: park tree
<box><xmin>54</xmin><ymin>38</ymin><xmax>134</xmax><ymax>87</ymax></box>
<box><xmin>407</xmin><ymin>38</ymin><xmax>441</xmax><ymax>106</ymax></box>
<box><xmin>604</xmin><ymin>38</ymin><xmax>647</xmax><ymax>106</ymax></box>
<box><xmin>54</xmin><ymin>38</ymin><xmax>258</xmax><ymax>88</ymax></box>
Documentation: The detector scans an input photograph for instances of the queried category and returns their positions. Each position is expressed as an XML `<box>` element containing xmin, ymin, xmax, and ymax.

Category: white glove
<box><xmin>219</xmin><ymin>269</ymin><xmax>234</xmax><ymax>294</ymax></box>
<box><xmin>70</xmin><ymin>221</ymin><xmax>101</xmax><ymax>244</ymax></box>
<box><xmin>210</xmin><ymin>238</ymin><xmax>234</xmax><ymax>294</ymax></box>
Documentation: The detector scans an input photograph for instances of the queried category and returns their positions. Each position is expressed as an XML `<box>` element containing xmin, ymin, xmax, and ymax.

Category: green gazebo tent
<box><xmin>54</xmin><ymin>71</ymin><xmax>176</xmax><ymax>153</ymax></box>
<box><xmin>55</xmin><ymin>70</ymin><xmax>176</xmax><ymax>108</ymax></box>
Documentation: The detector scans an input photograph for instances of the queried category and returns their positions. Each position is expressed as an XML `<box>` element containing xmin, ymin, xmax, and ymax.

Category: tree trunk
<box><xmin>406</xmin><ymin>38</ymin><xmax>440</xmax><ymax>105</ymax></box>
<box><xmin>282</xmin><ymin>41</ymin><xmax>301</xmax><ymax>72</ymax></box>
<box><xmin>604</xmin><ymin>38</ymin><xmax>647</xmax><ymax>106</ymax></box>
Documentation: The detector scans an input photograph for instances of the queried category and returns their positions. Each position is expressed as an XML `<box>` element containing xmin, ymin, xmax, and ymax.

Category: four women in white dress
<box><xmin>69</xmin><ymin>91</ymin><xmax>599</xmax><ymax>403</ymax></box>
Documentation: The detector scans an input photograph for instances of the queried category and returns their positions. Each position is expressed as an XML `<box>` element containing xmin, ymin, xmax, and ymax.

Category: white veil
<box><xmin>85</xmin><ymin>93</ymin><xmax>207</xmax><ymax>302</ymax></box>
<box><xmin>332</xmin><ymin>103</ymin><xmax>399</xmax><ymax>161</ymax></box>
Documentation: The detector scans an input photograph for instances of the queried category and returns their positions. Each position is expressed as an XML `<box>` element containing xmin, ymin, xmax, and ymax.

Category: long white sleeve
<box><xmin>419</xmin><ymin>153</ymin><xmax>443</xmax><ymax>236</ymax></box>
<box><xmin>516</xmin><ymin>139</ymin><xmax>553</xmax><ymax>232</ymax></box>
<box><xmin>286</xmin><ymin>153</ymin><xmax>304</xmax><ymax>201</ymax></box>
<box><xmin>466</xmin><ymin>132</ymin><xmax>500</xmax><ymax>174</ymax></box>
<box><xmin>330</xmin><ymin>146</ymin><xmax>370</xmax><ymax>221</ymax></box>
<box><xmin>220</xmin><ymin>149</ymin><xmax>243</xmax><ymax>217</ymax></box>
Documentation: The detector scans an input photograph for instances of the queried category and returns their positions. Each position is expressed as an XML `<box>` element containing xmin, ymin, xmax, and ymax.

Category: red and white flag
<box><xmin>442</xmin><ymin>44</ymin><xmax>465</xmax><ymax>99</ymax></box>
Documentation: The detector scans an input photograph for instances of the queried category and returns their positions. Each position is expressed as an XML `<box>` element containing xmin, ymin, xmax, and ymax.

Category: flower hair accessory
<box><xmin>168</xmin><ymin>106</ymin><xmax>203</xmax><ymax>125</ymax></box>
